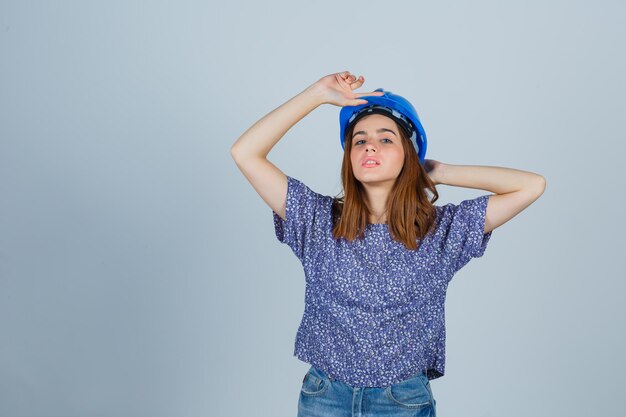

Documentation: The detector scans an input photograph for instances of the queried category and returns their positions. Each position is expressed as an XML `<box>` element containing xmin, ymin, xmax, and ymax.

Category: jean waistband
<box><xmin>309</xmin><ymin>365</ymin><xmax>428</xmax><ymax>389</ymax></box>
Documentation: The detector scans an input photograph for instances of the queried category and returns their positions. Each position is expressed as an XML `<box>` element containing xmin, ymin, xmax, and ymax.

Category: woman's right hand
<box><xmin>308</xmin><ymin>71</ymin><xmax>385</xmax><ymax>107</ymax></box>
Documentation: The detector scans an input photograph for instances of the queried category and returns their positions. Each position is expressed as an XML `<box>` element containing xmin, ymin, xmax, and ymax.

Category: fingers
<box><xmin>340</xmin><ymin>73</ymin><xmax>384</xmax><ymax>96</ymax></box>
<box><xmin>354</xmin><ymin>91</ymin><xmax>385</xmax><ymax>98</ymax></box>
<box><xmin>339</xmin><ymin>71</ymin><xmax>363</xmax><ymax>86</ymax></box>
<box><xmin>336</xmin><ymin>71</ymin><xmax>385</xmax><ymax>105</ymax></box>
<box><xmin>339</xmin><ymin>71</ymin><xmax>356</xmax><ymax>79</ymax></box>
<box><xmin>347</xmin><ymin>74</ymin><xmax>364</xmax><ymax>86</ymax></box>
<box><xmin>337</xmin><ymin>71</ymin><xmax>353</xmax><ymax>82</ymax></box>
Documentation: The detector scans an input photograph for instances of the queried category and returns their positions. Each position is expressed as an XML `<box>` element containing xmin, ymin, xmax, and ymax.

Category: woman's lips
<box><xmin>361</xmin><ymin>158</ymin><xmax>381</xmax><ymax>167</ymax></box>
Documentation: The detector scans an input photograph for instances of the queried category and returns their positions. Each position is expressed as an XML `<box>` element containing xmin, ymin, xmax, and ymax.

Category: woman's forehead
<box><xmin>353</xmin><ymin>114</ymin><xmax>398</xmax><ymax>132</ymax></box>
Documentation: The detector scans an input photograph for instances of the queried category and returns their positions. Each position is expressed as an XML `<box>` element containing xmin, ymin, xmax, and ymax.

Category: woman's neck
<box><xmin>368</xmin><ymin>210</ymin><xmax>387</xmax><ymax>224</ymax></box>
<box><xmin>362</xmin><ymin>184</ymin><xmax>390</xmax><ymax>224</ymax></box>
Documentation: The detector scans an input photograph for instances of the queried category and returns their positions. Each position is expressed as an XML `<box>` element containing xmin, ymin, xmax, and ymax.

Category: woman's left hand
<box><xmin>423</xmin><ymin>159</ymin><xmax>447</xmax><ymax>185</ymax></box>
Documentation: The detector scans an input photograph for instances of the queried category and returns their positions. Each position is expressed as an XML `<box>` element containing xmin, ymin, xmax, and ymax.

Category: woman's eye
<box><xmin>355</xmin><ymin>138</ymin><xmax>391</xmax><ymax>145</ymax></box>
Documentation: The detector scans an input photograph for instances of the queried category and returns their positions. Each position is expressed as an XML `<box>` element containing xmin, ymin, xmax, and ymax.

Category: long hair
<box><xmin>331</xmin><ymin>116</ymin><xmax>439</xmax><ymax>250</ymax></box>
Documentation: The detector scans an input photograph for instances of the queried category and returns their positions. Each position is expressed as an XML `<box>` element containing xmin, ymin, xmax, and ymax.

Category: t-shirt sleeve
<box><xmin>438</xmin><ymin>194</ymin><xmax>493</xmax><ymax>274</ymax></box>
<box><xmin>272</xmin><ymin>175</ymin><xmax>330</xmax><ymax>262</ymax></box>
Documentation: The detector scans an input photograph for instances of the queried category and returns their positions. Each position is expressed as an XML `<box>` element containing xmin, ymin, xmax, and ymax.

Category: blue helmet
<box><xmin>339</xmin><ymin>88</ymin><xmax>427</xmax><ymax>164</ymax></box>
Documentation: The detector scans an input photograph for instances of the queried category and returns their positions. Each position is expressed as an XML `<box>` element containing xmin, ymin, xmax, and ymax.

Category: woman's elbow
<box><xmin>535</xmin><ymin>174</ymin><xmax>547</xmax><ymax>194</ymax></box>
<box><xmin>527</xmin><ymin>174</ymin><xmax>546</xmax><ymax>199</ymax></box>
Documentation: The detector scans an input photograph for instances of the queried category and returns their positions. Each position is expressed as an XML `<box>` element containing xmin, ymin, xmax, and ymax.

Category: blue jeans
<box><xmin>297</xmin><ymin>365</ymin><xmax>437</xmax><ymax>417</ymax></box>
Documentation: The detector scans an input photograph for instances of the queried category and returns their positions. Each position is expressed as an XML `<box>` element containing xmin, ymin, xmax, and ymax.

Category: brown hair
<box><xmin>331</xmin><ymin>116</ymin><xmax>439</xmax><ymax>250</ymax></box>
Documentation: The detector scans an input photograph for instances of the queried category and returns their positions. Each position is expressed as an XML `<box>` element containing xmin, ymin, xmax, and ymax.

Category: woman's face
<box><xmin>349</xmin><ymin>114</ymin><xmax>405</xmax><ymax>186</ymax></box>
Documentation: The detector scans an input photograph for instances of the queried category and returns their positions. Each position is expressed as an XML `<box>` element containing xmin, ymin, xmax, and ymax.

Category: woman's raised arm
<box><xmin>427</xmin><ymin>160</ymin><xmax>547</xmax><ymax>234</ymax></box>
<box><xmin>230</xmin><ymin>71</ymin><xmax>383</xmax><ymax>220</ymax></box>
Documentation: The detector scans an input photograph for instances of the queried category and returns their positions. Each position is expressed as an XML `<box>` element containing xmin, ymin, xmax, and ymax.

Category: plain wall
<box><xmin>1</xmin><ymin>1</ymin><xmax>625</xmax><ymax>416</ymax></box>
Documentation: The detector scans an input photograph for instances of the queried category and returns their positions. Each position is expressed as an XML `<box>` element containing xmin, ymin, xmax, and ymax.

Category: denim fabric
<box><xmin>297</xmin><ymin>365</ymin><xmax>437</xmax><ymax>417</ymax></box>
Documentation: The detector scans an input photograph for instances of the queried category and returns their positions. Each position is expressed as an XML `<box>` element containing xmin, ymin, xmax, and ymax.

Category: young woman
<box><xmin>230</xmin><ymin>71</ymin><xmax>546</xmax><ymax>417</ymax></box>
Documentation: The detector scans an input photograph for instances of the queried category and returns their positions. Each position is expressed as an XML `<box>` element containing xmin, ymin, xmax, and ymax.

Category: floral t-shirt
<box><xmin>272</xmin><ymin>175</ymin><xmax>493</xmax><ymax>387</ymax></box>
